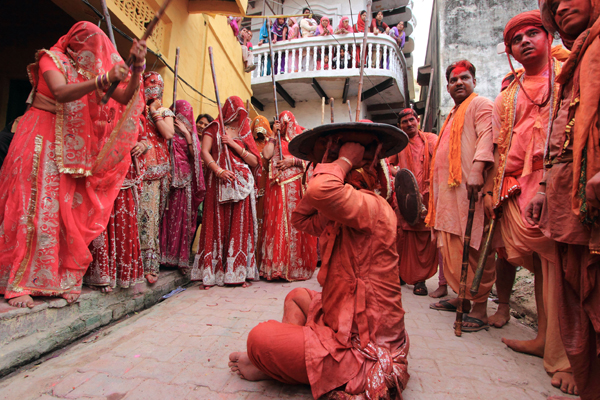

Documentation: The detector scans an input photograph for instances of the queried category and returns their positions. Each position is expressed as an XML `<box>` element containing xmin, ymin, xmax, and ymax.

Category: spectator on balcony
<box><xmin>300</xmin><ymin>8</ymin><xmax>317</xmax><ymax>38</ymax></box>
<box><xmin>288</xmin><ymin>17</ymin><xmax>301</xmax><ymax>40</ymax></box>
<box><xmin>316</xmin><ymin>53</ymin><xmax>331</xmax><ymax>70</ymax></box>
<box><xmin>353</xmin><ymin>10</ymin><xmax>367</xmax><ymax>32</ymax></box>
<box><xmin>315</xmin><ymin>17</ymin><xmax>334</xmax><ymax>36</ymax></box>
<box><xmin>371</xmin><ymin>11</ymin><xmax>390</xmax><ymax>35</ymax></box>
<box><xmin>238</xmin><ymin>28</ymin><xmax>257</xmax><ymax>73</ymax></box>
<box><xmin>229</xmin><ymin>16</ymin><xmax>241</xmax><ymax>37</ymax></box>
<box><xmin>332</xmin><ymin>46</ymin><xmax>352</xmax><ymax>69</ymax></box>
<box><xmin>334</xmin><ymin>16</ymin><xmax>353</xmax><ymax>34</ymax></box>
<box><xmin>390</xmin><ymin>21</ymin><xmax>406</xmax><ymax>49</ymax></box>
<box><xmin>258</xmin><ymin>18</ymin><xmax>271</xmax><ymax>46</ymax></box>
<box><xmin>271</xmin><ymin>18</ymin><xmax>288</xmax><ymax>74</ymax></box>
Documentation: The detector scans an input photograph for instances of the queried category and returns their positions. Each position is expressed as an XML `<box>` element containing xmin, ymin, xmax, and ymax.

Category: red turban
<box><xmin>503</xmin><ymin>10</ymin><xmax>546</xmax><ymax>55</ymax></box>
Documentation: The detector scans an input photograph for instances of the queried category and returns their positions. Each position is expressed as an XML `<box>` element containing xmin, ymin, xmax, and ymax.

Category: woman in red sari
<box><xmin>160</xmin><ymin>100</ymin><xmax>205</xmax><ymax>270</ymax></box>
<box><xmin>192</xmin><ymin>96</ymin><xmax>261</xmax><ymax>288</ymax></box>
<box><xmin>0</xmin><ymin>22</ymin><xmax>146</xmax><ymax>307</ymax></box>
<box><xmin>260</xmin><ymin>111</ymin><xmax>317</xmax><ymax>281</ymax></box>
<box><xmin>85</xmin><ymin>117</ymin><xmax>147</xmax><ymax>292</ymax></box>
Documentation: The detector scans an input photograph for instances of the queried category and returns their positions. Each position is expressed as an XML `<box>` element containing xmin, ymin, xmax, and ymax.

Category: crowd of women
<box><xmin>0</xmin><ymin>20</ymin><xmax>323</xmax><ymax>308</ymax></box>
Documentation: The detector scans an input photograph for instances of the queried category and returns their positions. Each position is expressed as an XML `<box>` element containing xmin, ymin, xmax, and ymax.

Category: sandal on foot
<box><xmin>460</xmin><ymin>315</ymin><xmax>490</xmax><ymax>332</ymax></box>
<box><xmin>429</xmin><ymin>299</ymin><xmax>457</xmax><ymax>312</ymax></box>
<box><xmin>413</xmin><ymin>281</ymin><xmax>428</xmax><ymax>296</ymax></box>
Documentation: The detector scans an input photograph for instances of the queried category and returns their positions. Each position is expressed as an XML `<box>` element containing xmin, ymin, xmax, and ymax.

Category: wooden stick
<box><xmin>355</xmin><ymin>0</ymin><xmax>372</xmax><ymax>121</ymax></box>
<box><xmin>330</xmin><ymin>97</ymin><xmax>335</xmax><ymax>123</ymax></box>
<box><xmin>455</xmin><ymin>193</ymin><xmax>477</xmax><ymax>337</ymax></box>
<box><xmin>347</xmin><ymin>99</ymin><xmax>352</xmax><ymax>121</ymax></box>
<box><xmin>265</xmin><ymin>5</ymin><xmax>283</xmax><ymax>160</ymax></box>
<box><xmin>321</xmin><ymin>97</ymin><xmax>325</xmax><ymax>124</ymax></box>
<box><xmin>173</xmin><ymin>47</ymin><xmax>180</xmax><ymax>112</ymax></box>
<box><xmin>208</xmin><ymin>47</ymin><xmax>233</xmax><ymax>172</ymax></box>
<box><xmin>246</xmin><ymin>99</ymin><xmax>250</xmax><ymax>111</ymax></box>
<box><xmin>100</xmin><ymin>0</ymin><xmax>116</xmax><ymax>46</ymax></box>
<box><xmin>101</xmin><ymin>0</ymin><xmax>174</xmax><ymax>104</ymax></box>
<box><xmin>471</xmin><ymin>218</ymin><xmax>496</xmax><ymax>296</ymax></box>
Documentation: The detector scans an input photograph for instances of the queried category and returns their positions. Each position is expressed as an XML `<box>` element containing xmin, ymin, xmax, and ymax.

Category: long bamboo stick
<box><xmin>355</xmin><ymin>0</ymin><xmax>372</xmax><ymax>121</ymax></box>
<box><xmin>455</xmin><ymin>193</ymin><xmax>477</xmax><ymax>337</ymax></box>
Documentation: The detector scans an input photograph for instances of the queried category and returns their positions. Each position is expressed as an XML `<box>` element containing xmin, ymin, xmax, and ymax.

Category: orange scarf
<box><xmin>424</xmin><ymin>92</ymin><xmax>478</xmax><ymax>227</ymax></box>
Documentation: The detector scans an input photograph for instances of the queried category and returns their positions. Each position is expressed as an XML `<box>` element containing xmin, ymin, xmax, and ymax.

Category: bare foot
<box><xmin>501</xmin><ymin>337</ymin><xmax>544</xmax><ymax>358</ymax></box>
<box><xmin>489</xmin><ymin>303</ymin><xmax>510</xmax><ymax>328</ymax></box>
<box><xmin>7</xmin><ymin>295</ymin><xmax>34</xmax><ymax>308</ymax></box>
<box><xmin>198</xmin><ymin>284</ymin><xmax>211</xmax><ymax>290</ymax></box>
<box><xmin>62</xmin><ymin>293</ymin><xmax>80</xmax><ymax>304</ymax></box>
<box><xmin>429</xmin><ymin>285</ymin><xmax>448</xmax><ymax>298</ymax></box>
<box><xmin>551</xmin><ymin>371</ymin><xmax>579</xmax><ymax>395</ymax></box>
<box><xmin>100</xmin><ymin>286</ymin><xmax>113</xmax><ymax>293</ymax></box>
<box><xmin>242</xmin><ymin>281</ymin><xmax>253</xmax><ymax>288</ymax></box>
<box><xmin>228</xmin><ymin>352</ymin><xmax>271</xmax><ymax>381</ymax></box>
<box><xmin>145</xmin><ymin>273</ymin><xmax>158</xmax><ymax>284</ymax></box>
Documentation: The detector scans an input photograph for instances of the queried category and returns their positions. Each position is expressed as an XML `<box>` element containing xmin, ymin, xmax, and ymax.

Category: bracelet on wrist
<box><xmin>95</xmin><ymin>75</ymin><xmax>102</xmax><ymax>90</ymax></box>
<box><xmin>207</xmin><ymin>160</ymin><xmax>216</xmax><ymax>169</ymax></box>
<box><xmin>338</xmin><ymin>157</ymin><xmax>353</xmax><ymax>169</ymax></box>
<box><xmin>537</xmin><ymin>191</ymin><xmax>546</xmax><ymax>196</ymax></box>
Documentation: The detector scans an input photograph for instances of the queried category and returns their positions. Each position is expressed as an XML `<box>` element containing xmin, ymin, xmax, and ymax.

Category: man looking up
<box><xmin>427</xmin><ymin>60</ymin><xmax>496</xmax><ymax>332</ymax></box>
<box><xmin>481</xmin><ymin>10</ymin><xmax>576</xmax><ymax>395</ymax></box>
<box><xmin>527</xmin><ymin>0</ymin><xmax>600</xmax><ymax>398</ymax></box>
<box><xmin>388</xmin><ymin>109</ymin><xmax>439</xmax><ymax>296</ymax></box>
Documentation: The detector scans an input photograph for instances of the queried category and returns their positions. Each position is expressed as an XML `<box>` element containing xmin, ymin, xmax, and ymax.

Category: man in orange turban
<box><xmin>527</xmin><ymin>0</ymin><xmax>600</xmax><ymax>398</ymax></box>
<box><xmin>481</xmin><ymin>9</ymin><xmax>576</xmax><ymax>395</ymax></box>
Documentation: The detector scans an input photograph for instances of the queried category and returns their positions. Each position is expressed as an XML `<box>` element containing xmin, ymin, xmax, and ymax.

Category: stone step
<box><xmin>0</xmin><ymin>270</ymin><xmax>189</xmax><ymax>377</ymax></box>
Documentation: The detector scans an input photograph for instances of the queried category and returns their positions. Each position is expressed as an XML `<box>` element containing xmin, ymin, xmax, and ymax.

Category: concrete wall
<box><xmin>436</xmin><ymin>0</ymin><xmax>538</xmax><ymax>116</ymax></box>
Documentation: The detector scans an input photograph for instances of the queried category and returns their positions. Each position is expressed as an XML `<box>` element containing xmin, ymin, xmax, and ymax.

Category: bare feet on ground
<box><xmin>501</xmin><ymin>337</ymin><xmax>544</xmax><ymax>358</ymax></box>
<box><xmin>62</xmin><ymin>293</ymin><xmax>80</xmax><ymax>304</ymax></box>
<box><xmin>242</xmin><ymin>281</ymin><xmax>253</xmax><ymax>288</ymax></box>
<box><xmin>89</xmin><ymin>286</ymin><xmax>113</xmax><ymax>293</ymax></box>
<box><xmin>429</xmin><ymin>285</ymin><xmax>448</xmax><ymax>298</ymax></box>
<box><xmin>551</xmin><ymin>371</ymin><xmax>578</xmax><ymax>395</ymax></box>
<box><xmin>228</xmin><ymin>352</ymin><xmax>271</xmax><ymax>381</ymax></box>
<box><xmin>145</xmin><ymin>273</ymin><xmax>158</xmax><ymax>284</ymax></box>
<box><xmin>7</xmin><ymin>295</ymin><xmax>34</xmax><ymax>308</ymax></box>
<box><xmin>198</xmin><ymin>284</ymin><xmax>211</xmax><ymax>290</ymax></box>
<box><xmin>489</xmin><ymin>303</ymin><xmax>510</xmax><ymax>328</ymax></box>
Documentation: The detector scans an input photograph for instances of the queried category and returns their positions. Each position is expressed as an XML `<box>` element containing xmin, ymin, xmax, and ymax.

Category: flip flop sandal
<box><xmin>413</xmin><ymin>282</ymin><xmax>428</xmax><ymax>296</ymax></box>
<box><xmin>429</xmin><ymin>299</ymin><xmax>457</xmax><ymax>312</ymax></box>
<box><xmin>460</xmin><ymin>315</ymin><xmax>490</xmax><ymax>332</ymax></box>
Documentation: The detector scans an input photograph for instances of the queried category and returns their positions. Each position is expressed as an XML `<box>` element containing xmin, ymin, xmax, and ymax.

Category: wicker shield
<box><xmin>395</xmin><ymin>168</ymin><xmax>423</xmax><ymax>226</ymax></box>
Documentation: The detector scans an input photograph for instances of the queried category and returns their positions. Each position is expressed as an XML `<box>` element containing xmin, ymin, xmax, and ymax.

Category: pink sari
<box><xmin>160</xmin><ymin>100</ymin><xmax>205</xmax><ymax>268</ymax></box>
<box><xmin>0</xmin><ymin>22</ymin><xmax>144</xmax><ymax>299</ymax></box>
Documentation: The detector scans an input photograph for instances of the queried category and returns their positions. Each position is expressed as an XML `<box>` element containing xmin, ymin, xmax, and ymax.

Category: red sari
<box><xmin>260</xmin><ymin>111</ymin><xmax>317</xmax><ymax>281</ymax></box>
<box><xmin>191</xmin><ymin>96</ymin><xmax>262</xmax><ymax>286</ymax></box>
<box><xmin>0</xmin><ymin>22</ymin><xmax>144</xmax><ymax>299</ymax></box>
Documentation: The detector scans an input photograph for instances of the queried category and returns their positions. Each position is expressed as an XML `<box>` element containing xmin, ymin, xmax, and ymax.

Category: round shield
<box><xmin>395</xmin><ymin>168</ymin><xmax>423</xmax><ymax>226</ymax></box>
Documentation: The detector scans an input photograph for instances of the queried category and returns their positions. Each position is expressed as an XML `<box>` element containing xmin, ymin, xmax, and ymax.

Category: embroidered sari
<box><xmin>192</xmin><ymin>96</ymin><xmax>261</xmax><ymax>286</ymax></box>
<box><xmin>260</xmin><ymin>111</ymin><xmax>317</xmax><ymax>281</ymax></box>
<box><xmin>251</xmin><ymin>116</ymin><xmax>272</xmax><ymax>267</ymax></box>
<box><xmin>160</xmin><ymin>100</ymin><xmax>205</xmax><ymax>268</ymax></box>
<box><xmin>0</xmin><ymin>22</ymin><xmax>144</xmax><ymax>299</ymax></box>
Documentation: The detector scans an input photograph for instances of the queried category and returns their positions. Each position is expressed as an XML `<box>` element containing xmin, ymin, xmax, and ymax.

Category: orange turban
<box><xmin>503</xmin><ymin>10</ymin><xmax>546</xmax><ymax>55</ymax></box>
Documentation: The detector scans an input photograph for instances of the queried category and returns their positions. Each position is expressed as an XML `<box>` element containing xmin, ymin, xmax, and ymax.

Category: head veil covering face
<box><xmin>171</xmin><ymin>99</ymin><xmax>206</xmax><ymax>202</ymax></box>
<box><xmin>279</xmin><ymin>110</ymin><xmax>304</xmax><ymax>141</ymax></box>
<box><xmin>251</xmin><ymin>115</ymin><xmax>273</xmax><ymax>141</ymax></box>
<box><xmin>28</xmin><ymin>21</ymin><xmax>144</xmax><ymax>178</ymax></box>
<box><xmin>143</xmin><ymin>71</ymin><xmax>164</xmax><ymax>102</ymax></box>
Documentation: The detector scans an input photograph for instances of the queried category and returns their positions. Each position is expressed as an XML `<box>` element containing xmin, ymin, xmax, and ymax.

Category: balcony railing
<box><xmin>250</xmin><ymin>34</ymin><xmax>408</xmax><ymax>91</ymax></box>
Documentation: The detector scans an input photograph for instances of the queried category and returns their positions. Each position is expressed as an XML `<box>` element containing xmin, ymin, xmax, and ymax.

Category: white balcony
<box><xmin>250</xmin><ymin>34</ymin><xmax>409</xmax><ymax>124</ymax></box>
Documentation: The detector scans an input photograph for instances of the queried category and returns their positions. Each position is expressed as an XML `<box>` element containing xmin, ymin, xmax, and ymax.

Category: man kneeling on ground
<box><xmin>229</xmin><ymin>121</ymin><xmax>410</xmax><ymax>399</ymax></box>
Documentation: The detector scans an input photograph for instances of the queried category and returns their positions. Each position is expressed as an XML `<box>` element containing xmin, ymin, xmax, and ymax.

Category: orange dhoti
<box><xmin>501</xmin><ymin>197</ymin><xmax>571</xmax><ymax>375</ymax></box>
<box><xmin>397</xmin><ymin>228</ymin><xmax>438</xmax><ymax>284</ymax></box>
<box><xmin>439</xmin><ymin>231</ymin><xmax>496</xmax><ymax>303</ymax></box>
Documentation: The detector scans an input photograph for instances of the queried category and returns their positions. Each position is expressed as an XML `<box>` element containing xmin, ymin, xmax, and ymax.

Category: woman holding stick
<box><xmin>192</xmin><ymin>96</ymin><xmax>262</xmax><ymax>289</ymax></box>
<box><xmin>0</xmin><ymin>22</ymin><xmax>146</xmax><ymax>307</ymax></box>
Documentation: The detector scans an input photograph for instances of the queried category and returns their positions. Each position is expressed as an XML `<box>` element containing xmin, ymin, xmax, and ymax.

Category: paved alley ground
<box><xmin>0</xmin><ymin>275</ymin><xmax>577</xmax><ymax>400</ymax></box>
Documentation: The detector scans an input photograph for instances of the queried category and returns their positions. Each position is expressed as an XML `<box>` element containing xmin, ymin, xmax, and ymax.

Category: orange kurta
<box><xmin>430</xmin><ymin>97</ymin><xmax>496</xmax><ymax>302</ymax></box>
<box><xmin>389</xmin><ymin>131</ymin><xmax>438</xmax><ymax>284</ymax></box>
<box><xmin>289</xmin><ymin>163</ymin><xmax>409</xmax><ymax>399</ymax></box>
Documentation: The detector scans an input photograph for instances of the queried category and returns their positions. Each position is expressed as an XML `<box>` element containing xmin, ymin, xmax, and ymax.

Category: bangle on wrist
<box><xmin>537</xmin><ymin>191</ymin><xmax>546</xmax><ymax>196</ymax></box>
<box><xmin>207</xmin><ymin>160</ymin><xmax>216</xmax><ymax>169</ymax></box>
<box><xmin>104</xmin><ymin>72</ymin><xmax>111</xmax><ymax>85</ymax></box>
<box><xmin>338</xmin><ymin>156</ymin><xmax>353</xmax><ymax>169</ymax></box>
<box><xmin>95</xmin><ymin>75</ymin><xmax>101</xmax><ymax>90</ymax></box>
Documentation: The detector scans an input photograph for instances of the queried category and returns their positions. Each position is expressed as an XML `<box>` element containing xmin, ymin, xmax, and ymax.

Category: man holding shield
<box><xmin>228</xmin><ymin>121</ymin><xmax>410</xmax><ymax>399</ymax></box>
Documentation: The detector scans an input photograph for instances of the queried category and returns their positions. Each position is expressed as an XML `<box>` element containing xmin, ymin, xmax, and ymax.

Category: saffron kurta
<box><xmin>492</xmin><ymin>68</ymin><xmax>571</xmax><ymax>375</ymax></box>
<box><xmin>430</xmin><ymin>96</ymin><xmax>496</xmax><ymax>302</ymax></box>
<box><xmin>279</xmin><ymin>163</ymin><xmax>409</xmax><ymax>399</ymax></box>
<box><xmin>389</xmin><ymin>131</ymin><xmax>438</xmax><ymax>285</ymax></box>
